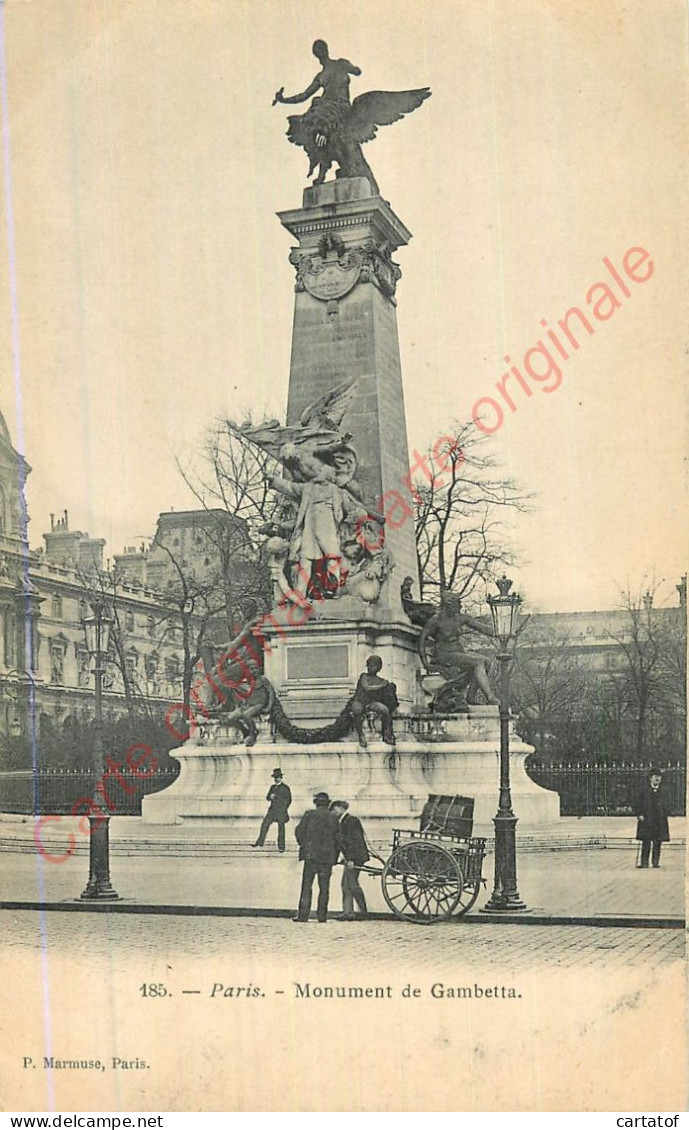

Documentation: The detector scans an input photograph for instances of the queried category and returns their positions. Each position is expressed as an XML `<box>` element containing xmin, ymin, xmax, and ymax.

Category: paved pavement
<box><xmin>0</xmin><ymin>908</ymin><xmax>683</xmax><ymax>968</ymax></box>
<box><xmin>0</xmin><ymin>813</ymin><xmax>684</xmax><ymax>923</ymax></box>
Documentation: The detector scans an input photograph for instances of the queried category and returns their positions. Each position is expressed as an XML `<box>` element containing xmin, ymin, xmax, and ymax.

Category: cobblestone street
<box><xmin>1</xmin><ymin>907</ymin><xmax>683</xmax><ymax>970</ymax></box>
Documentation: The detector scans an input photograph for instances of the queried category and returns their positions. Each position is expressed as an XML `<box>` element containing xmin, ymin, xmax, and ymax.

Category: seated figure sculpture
<box><xmin>350</xmin><ymin>655</ymin><xmax>398</xmax><ymax>748</ymax></box>
<box><xmin>419</xmin><ymin>590</ymin><xmax>498</xmax><ymax>711</ymax></box>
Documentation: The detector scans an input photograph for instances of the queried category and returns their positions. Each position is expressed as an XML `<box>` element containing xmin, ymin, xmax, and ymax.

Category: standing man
<box><xmin>635</xmin><ymin>768</ymin><xmax>671</xmax><ymax>868</ymax></box>
<box><xmin>293</xmin><ymin>792</ymin><xmax>342</xmax><ymax>922</ymax></box>
<box><xmin>330</xmin><ymin>800</ymin><xmax>370</xmax><ymax>920</ymax></box>
<box><xmin>252</xmin><ymin>768</ymin><xmax>292</xmax><ymax>852</ymax></box>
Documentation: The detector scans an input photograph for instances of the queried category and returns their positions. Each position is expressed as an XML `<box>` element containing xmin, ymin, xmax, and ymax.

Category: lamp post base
<box><xmin>80</xmin><ymin>884</ymin><xmax>119</xmax><ymax>901</ymax></box>
<box><xmin>481</xmin><ymin>896</ymin><xmax>528</xmax><ymax>913</ymax></box>
<box><xmin>481</xmin><ymin>810</ymin><xmax>527</xmax><ymax>913</ymax></box>
<box><xmin>80</xmin><ymin>817</ymin><xmax>119</xmax><ymax>901</ymax></box>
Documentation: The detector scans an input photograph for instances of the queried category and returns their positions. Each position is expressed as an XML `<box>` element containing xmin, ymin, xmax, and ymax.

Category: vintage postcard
<box><xmin>0</xmin><ymin>0</ymin><xmax>686</xmax><ymax>1114</ymax></box>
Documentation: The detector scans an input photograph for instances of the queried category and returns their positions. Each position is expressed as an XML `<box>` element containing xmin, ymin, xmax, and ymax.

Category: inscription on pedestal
<box><xmin>286</xmin><ymin>643</ymin><xmax>350</xmax><ymax>681</ymax></box>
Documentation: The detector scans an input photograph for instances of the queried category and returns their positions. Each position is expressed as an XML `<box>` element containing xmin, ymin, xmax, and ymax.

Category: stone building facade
<box><xmin>519</xmin><ymin>599</ymin><xmax>685</xmax><ymax>676</ymax></box>
<box><xmin>0</xmin><ymin>411</ymin><xmax>241</xmax><ymax>746</ymax></box>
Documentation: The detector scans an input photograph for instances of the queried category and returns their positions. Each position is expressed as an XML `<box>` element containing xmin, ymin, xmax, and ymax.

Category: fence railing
<box><xmin>0</xmin><ymin>766</ymin><xmax>180</xmax><ymax>816</ymax></box>
<box><xmin>2</xmin><ymin>761</ymin><xmax>684</xmax><ymax>819</ymax></box>
<box><xmin>525</xmin><ymin>758</ymin><xmax>686</xmax><ymax>816</ymax></box>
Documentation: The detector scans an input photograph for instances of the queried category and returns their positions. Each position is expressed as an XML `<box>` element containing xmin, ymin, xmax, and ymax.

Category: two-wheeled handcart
<box><xmin>362</xmin><ymin>794</ymin><xmax>487</xmax><ymax>924</ymax></box>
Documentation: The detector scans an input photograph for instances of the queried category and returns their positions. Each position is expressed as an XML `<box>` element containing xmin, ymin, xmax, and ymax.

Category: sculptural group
<box><xmin>239</xmin><ymin>379</ymin><xmax>392</xmax><ymax>608</ymax></box>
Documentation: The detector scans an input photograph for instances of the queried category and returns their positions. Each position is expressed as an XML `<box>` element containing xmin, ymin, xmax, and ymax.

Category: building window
<box><xmin>147</xmin><ymin>615</ymin><xmax>156</xmax><ymax>637</ymax></box>
<box><xmin>165</xmin><ymin>656</ymin><xmax>180</xmax><ymax>683</ymax></box>
<box><xmin>125</xmin><ymin>651</ymin><xmax>138</xmax><ymax>678</ymax></box>
<box><xmin>50</xmin><ymin>641</ymin><xmax>65</xmax><ymax>685</ymax></box>
<box><xmin>145</xmin><ymin>652</ymin><xmax>158</xmax><ymax>680</ymax></box>
<box><xmin>77</xmin><ymin>647</ymin><xmax>91</xmax><ymax>688</ymax></box>
<box><xmin>4</xmin><ymin>612</ymin><xmax>15</xmax><ymax>666</ymax></box>
<box><xmin>52</xmin><ymin>594</ymin><xmax>63</xmax><ymax>619</ymax></box>
<box><xmin>125</xmin><ymin>611</ymin><xmax>135</xmax><ymax>632</ymax></box>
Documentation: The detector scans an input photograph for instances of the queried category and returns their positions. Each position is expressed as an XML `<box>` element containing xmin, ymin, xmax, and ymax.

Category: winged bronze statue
<box><xmin>239</xmin><ymin>378</ymin><xmax>360</xmax><ymax>488</ymax></box>
<box><xmin>273</xmin><ymin>40</ymin><xmax>431</xmax><ymax>194</ymax></box>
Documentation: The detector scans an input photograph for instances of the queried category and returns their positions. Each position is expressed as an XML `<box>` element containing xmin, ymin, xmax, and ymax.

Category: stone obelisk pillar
<box><xmin>278</xmin><ymin>177</ymin><xmax>420</xmax><ymax>606</ymax></box>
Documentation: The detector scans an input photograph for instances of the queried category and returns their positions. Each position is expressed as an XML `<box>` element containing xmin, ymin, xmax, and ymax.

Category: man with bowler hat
<box><xmin>252</xmin><ymin>768</ymin><xmax>292</xmax><ymax>852</ymax></box>
<box><xmin>293</xmin><ymin>792</ymin><xmax>342</xmax><ymax>922</ymax></box>
<box><xmin>635</xmin><ymin>768</ymin><xmax>671</xmax><ymax>868</ymax></box>
<box><xmin>330</xmin><ymin>799</ymin><xmax>370</xmax><ymax>920</ymax></box>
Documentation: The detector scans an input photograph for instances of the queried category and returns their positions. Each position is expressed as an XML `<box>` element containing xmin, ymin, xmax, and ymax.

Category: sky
<box><xmin>0</xmin><ymin>0</ymin><xmax>686</xmax><ymax>613</ymax></box>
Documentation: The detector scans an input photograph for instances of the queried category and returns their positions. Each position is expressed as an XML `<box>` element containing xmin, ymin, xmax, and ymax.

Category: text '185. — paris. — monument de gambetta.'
<box><xmin>143</xmin><ymin>41</ymin><xmax>559</xmax><ymax>834</ymax></box>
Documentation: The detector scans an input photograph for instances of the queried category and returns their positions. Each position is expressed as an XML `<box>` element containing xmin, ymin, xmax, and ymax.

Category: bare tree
<box><xmin>147</xmin><ymin>537</ymin><xmax>234</xmax><ymax>732</ymax></box>
<box><xmin>176</xmin><ymin>419</ymin><xmax>274</xmax><ymax>632</ymax></box>
<box><xmin>656</xmin><ymin>600</ymin><xmax>687</xmax><ymax>717</ymax></box>
<box><xmin>511</xmin><ymin>625</ymin><xmax>586</xmax><ymax>757</ymax></box>
<box><xmin>75</xmin><ymin>566</ymin><xmax>139</xmax><ymax>718</ymax></box>
<box><xmin>413</xmin><ymin>421</ymin><xmax>533</xmax><ymax>605</ymax></box>
<box><xmin>608</xmin><ymin>581</ymin><xmax>686</xmax><ymax>760</ymax></box>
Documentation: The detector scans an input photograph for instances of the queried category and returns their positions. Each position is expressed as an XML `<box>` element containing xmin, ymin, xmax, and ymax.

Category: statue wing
<box><xmin>237</xmin><ymin>419</ymin><xmax>302</xmax><ymax>461</ymax></box>
<box><xmin>348</xmin><ymin>89</ymin><xmax>431</xmax><ymax>144</ymax></box>
<box><xmin>286</xmin><ymin>113</ymin><xmax>321</xmax><ymax>169</ymax></box>
<box><xmin>299</xmin><ymin>378</ymin><xmax>359</xmax><ymax>430</ymax></box>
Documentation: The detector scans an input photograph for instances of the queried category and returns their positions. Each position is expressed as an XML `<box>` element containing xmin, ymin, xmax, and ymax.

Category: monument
<box><xmin>143</xmin><ymin>42</ymin><xmax>559</xmax><ymax>834</ymax></box>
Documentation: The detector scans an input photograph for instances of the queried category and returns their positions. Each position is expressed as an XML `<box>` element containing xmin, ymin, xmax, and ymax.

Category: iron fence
<box><xmin>2</xmin><ymin>761</ymin><xmax>683</xmax><ymax>819</ymax></box>
<box><xmin>0</xmin><ymin>765</ymin><xmax>180</xmax><ymax>816</ymax></box>
<box><xmin>525</xmin><ymin>758</ymin><xmax>686</xmax><ymax>816</ymax></box>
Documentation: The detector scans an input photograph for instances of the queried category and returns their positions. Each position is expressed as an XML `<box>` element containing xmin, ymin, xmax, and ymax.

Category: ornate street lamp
<box><xmin>482</xmin><ymin>575</ymin><xmax>527</xmax><ymax>912</ymax></box>
<box><xmin>80</xmin><ymin>599</ymin><xmax>118</xmax><ymax>900</ymax></box>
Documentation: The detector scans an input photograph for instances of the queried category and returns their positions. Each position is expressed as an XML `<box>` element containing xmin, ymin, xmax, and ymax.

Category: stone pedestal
<box><xmin>262</xmin><ymin>599</ymin><xmax>420</xmax><ymax>726</ymax></box>
<box><xmin>142</xmin><ymin>707</ymin><xmax>560</xmax><ymax>835</ymax></box>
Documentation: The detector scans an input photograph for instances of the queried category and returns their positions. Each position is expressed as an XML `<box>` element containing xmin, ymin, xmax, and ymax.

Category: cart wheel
<box><xmin>382</xmin><ymin>840</ymin><xmax>463</xmax><ymax>923</ymax></box>
<box><xmin>454</xmin><ymin>881</ymin><xmax>482</xmax><ymax>917</ymax></box>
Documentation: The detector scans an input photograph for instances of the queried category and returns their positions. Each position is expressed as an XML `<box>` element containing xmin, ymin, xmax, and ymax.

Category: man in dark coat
<box><xmin>635</xmin><ymin>769</ymin><xmax>671</xmax><ymax>868</ymax></box>
<box><xmin>293</xmin><ymin>792</ymin><xmax>342</xmax><ymax>922</ymax></box>
<box><xmin>252</xmin><ymin>768</ymin><xmax>292</xmax><ymax>852</ymax></box>
<box><xmin>330</xmin><ymin>800</ymin><xmax>370</xmax><ymax>920</ymax></box>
